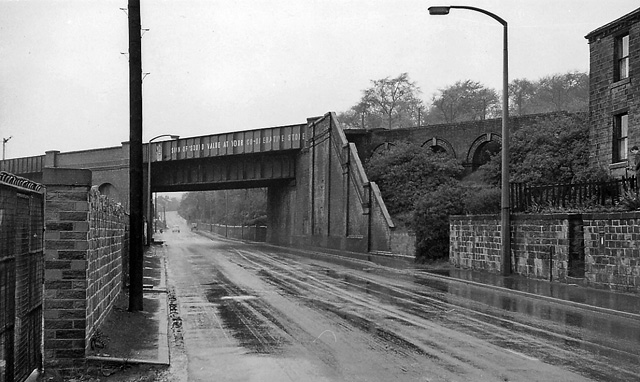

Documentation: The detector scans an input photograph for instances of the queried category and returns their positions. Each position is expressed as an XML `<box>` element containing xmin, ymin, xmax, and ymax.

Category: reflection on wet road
<box><xmin>162</xmin><ymin>218</ymin><xmax>639</xmax><ymax>382</ymax></box>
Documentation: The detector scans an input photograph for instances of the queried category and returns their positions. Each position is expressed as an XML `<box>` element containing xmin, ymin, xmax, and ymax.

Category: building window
<box><xmin>615</xmin><ymin>33</ymin><xmax>629</xmax><ymax>81</ymax></box>
<box><xmin>613</xmin><ymin>113</ymin><xmax>629</xmax><ymax>163</ymax></box>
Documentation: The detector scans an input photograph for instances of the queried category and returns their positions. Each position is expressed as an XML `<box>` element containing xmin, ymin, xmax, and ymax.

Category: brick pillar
<box><xmin>42</xmin><ymin>168</ymin><xmax>92</xmax><ymax>371</ymax></box>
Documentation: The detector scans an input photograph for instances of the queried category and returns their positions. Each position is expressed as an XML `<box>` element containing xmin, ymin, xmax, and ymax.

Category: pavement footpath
<box><xmin>86</xmin><ymin>242</ymin><xmax>170</xmax><ymax>366</ymax></box>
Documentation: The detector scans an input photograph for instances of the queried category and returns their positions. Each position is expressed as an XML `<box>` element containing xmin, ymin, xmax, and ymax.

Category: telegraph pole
<box><xmin>128</xmin><ymin>0</ymin><xmax>144</xmax><ymax>312</ymax></box>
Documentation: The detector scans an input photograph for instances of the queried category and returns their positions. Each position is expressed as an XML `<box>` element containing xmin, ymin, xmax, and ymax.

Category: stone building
<box><xmin>586</xmin><ymin>7</ymin><xmax>640</xmax><ymax>177</ymax></box>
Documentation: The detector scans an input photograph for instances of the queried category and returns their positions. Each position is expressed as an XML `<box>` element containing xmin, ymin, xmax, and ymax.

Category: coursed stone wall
<box><xmin>449</xmin><ymin>215</ymin><xmax>503</xmax><ymax>272</ymax></box>
<box><xmin>450</xmin><ymin>212</ymin><xmax>640</xmax><ymax>292</ymax></box>
<box><xmin>582</xmin><ymin>212</ymin><xmax>640</xmax><ymax>291</ymax></box>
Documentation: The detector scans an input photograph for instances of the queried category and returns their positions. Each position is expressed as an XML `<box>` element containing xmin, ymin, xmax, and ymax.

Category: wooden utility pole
<box><xmin>128</xmin><ymin>0</ymin><xmax>144</xmax><ymax>312</ymax></box>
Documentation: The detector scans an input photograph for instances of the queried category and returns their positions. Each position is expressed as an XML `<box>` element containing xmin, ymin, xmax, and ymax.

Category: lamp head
<box><xmin>428</xmin><ymin>6</ymin><xmax>451</xmax><ymax>15</ymax></box>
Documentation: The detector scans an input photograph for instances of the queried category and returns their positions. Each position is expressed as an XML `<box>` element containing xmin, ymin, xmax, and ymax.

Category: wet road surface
<box><xmin>161</xmin><ymin>218</ymin><xmax>639</xmax><ymax>382</ymax></box>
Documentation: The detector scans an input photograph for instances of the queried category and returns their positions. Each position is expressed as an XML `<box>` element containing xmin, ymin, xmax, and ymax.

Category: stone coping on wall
<box><xmin>451</xmin><ymin>212</ymin><xmax>640</xmax><ymax>221</ymax></box>
<box><xmin>581</xmin><ymin>211</ymin><xmax>640</xmax><ymax>220</ymax></box>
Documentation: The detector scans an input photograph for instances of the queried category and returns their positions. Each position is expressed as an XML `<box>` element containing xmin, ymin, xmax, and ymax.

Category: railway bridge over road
<box><xmin>0</xmin><ymin>112</ymin><xmax>400</xmax><ymax>256</ymax></box>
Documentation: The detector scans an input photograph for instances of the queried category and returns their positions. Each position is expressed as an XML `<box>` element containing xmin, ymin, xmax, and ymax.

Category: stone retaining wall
<box><xmin>582</xmin><ymin>212</ymin><xmax>640</xmax><ymax>290</ymax></box>
<box><xmin>450</xmin><ymin>212</ymin><xmax>640</xmax><ymax>292</ymax></box>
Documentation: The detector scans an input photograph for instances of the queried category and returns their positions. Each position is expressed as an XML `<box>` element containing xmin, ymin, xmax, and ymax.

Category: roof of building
<box><xmin>585</xmin><ymin>7</ymin><xmax>640</xmax><ymax>41</ymax></box>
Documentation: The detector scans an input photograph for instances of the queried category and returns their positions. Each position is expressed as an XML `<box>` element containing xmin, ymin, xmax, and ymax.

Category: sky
<box><xmin>0</xmin><ymin>0</ymin><xmax>638</xmax><ymax>159</ymax></box>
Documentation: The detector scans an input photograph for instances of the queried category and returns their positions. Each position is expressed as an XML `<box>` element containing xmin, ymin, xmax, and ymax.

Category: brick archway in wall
<box><xmin>421</xmin><ymin>137</ymin><xmax>456</xmax><ymax>157</ymax></box>
<box><xmin>467</xmin><ymin>133</ymin><xmax>501</xmax><ymax>170</ymax></box>
<box><xmin>98</xmin><ymin>183</ymin><xmax>122</xmax><ymax>204</ymax></box>
<box><xmin>371</xmin><ymin>142</ymin><xmax>395</xmax><ymax>156</ymax></box>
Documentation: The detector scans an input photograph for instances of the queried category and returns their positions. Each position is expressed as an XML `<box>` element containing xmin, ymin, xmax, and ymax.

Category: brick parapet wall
<box><xmin>86</xmin><ymin>186</ymin><xmax>127</xmax><ymax>352</ymax></box>
<box><xmin>44</xmin><ymin>183</ymin><xmax>92</xmax><ymax>370</ymax></box>
<box><xmin>43</xmin><ymin>169</ymin><xmax>128</xmax><ymax>372</ymax></box>
<box><xmin>450</xmin><ymin>212</ymin><xmax>640</xmax><ymax>292</ymax></box>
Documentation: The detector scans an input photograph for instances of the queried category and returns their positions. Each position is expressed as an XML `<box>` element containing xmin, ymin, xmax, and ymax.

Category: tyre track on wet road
<box><xmin>227</xmin><ymin>245</ymin><xmax>640</xmax><ymax>382</ymax></box>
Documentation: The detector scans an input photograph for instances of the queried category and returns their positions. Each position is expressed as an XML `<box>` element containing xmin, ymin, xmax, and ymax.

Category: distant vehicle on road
<box><xmin>191</xmin><ymin>223</ymin><xmax>197</xmax><ymax>231</ymax></box>
<box><xmin>172</xmin><ymin>226</ymin><xmax>180</xmax><ymax>233</ymax></box>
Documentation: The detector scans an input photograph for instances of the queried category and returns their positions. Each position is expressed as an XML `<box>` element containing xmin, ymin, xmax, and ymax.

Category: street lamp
<box><xmin>428</xmin><ymin>5</ymin><xmax>511</xmax><ymax>275</ymax></box>
<box><xmin>147</xmin><ymin>134</ymin><xmax>179</xmax><ymax>245</ymax></box>
<box><xmin>2</xmin><ymin>136</ymin><xmax>12</xmax><ymax>160</ymax></box>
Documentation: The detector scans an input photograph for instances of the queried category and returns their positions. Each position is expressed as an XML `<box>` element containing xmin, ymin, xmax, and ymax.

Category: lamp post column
<box><xmin>500</xmin><ymin>22</ymin><xmax>511</xmax><ymax>276</ymax></box>
<box><xmin>428</xmin><ymin>5</ymin><xmax>510</xmax><ymax>275</ymax></box>
<box><xmin>146</xmin><ymin>142</ymin><xmax>152</xmax><ymax>245</ymax></box>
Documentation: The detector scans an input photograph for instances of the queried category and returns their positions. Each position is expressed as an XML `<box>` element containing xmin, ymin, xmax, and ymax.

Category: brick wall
<box><xmin>450</xmin><ymin>212</ymin><xmax>640</xmax><ymax>292</ymax></box>
<box><xmin>43</xmin><ymin>173</ymin><xmax>92</xmax><ymax>370</ymax></box>
<box><xmin>42</xmin><ymin>168</ymin><xmax>127</xmax><ymax>372</ymax></box>
<box><xmin>86</xmin><ymin>187</ymin><xmax>127</xmax><ymax>351</ymax></box>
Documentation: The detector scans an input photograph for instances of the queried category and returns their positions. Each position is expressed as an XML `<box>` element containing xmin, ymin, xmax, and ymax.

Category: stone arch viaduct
<box><xmin>344</xmin><ymin>112</ymin><xmax>572</xmax><ymax>174</ymax></box>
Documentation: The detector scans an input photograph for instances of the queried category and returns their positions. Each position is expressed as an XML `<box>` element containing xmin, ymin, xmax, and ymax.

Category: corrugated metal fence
<box><xmin>0</xmin><ymin>172</ymin><xmax>45</xmax><ymax>382</ymax></box>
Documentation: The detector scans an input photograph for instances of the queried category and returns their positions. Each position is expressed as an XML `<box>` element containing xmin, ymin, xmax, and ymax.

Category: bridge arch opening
<box><xmin>370</xmin><ymin>142</ymin><xmax>395</xmax><ymax>157</ymax></box>
<box><xmin>467</xmin><ymin>133</ymin><xmax>501</xmax><ymax>171</ymax></box>
<box><xmin>165</xmin><ymin>187</ymin><xmax>269</xmax><ymax>242</ymax></box>
<box><xmin>98</xmin><ymin>183</ymin><xmax>122</xmax><ymax>204</ymax></box>
<box><xmin>421</xmin><ymin>137</ymin><xmax>456</xmax><ymax>158</ymax></box>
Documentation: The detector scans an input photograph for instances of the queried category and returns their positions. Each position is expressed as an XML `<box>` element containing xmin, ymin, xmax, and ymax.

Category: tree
<box><xmin>508</xmin><ymin>71</ymin><xmax>588</xmax><ymax>116</ymax></box>
<box><xmin>338</xmin><ymin>73</ymin><xmax>424</xmax><ymax>129</ymax></box>
<box><xmin>478</xmin><ymin>113</ymin><xmax>608</xmax><ymax>186</ymax></box>
<box><xmin>509</xmin><ymin>78</ymin><xmax>537</xmax><ymax>116</ymax></box>
<box><xmin>536</xmin><ymin>71</ymin><xmax>588</xmax><ymax>113</ymax></box>
<box><xmin>156</xmin><ymin>195</ymin><xmax>180</xmax><ymax>211</ymax></box>
<box><xmin>178</xmin><ymin>189</ymin><xmax>267</xmax><ymax>226</ymax></box>
<box><xmin>429</xmin><ymin>80</ymin><xmax>500</xmax><ymax>123</ymax></box>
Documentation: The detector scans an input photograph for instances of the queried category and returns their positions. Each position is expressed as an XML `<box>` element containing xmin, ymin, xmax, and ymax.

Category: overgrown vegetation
<box><xmin>477</xmin><ymin>113</ymin><xmax>610</xmax><ymax>186</ymax></box>
<box><xmin>365</xmin><ymin>142</ymin><xmax>501</xmax><ymax>261</ymax></box>
<box><xmin>365</xmin><ymin>142</ymin><xmax>463</xmax><ymax>225</ymax></box>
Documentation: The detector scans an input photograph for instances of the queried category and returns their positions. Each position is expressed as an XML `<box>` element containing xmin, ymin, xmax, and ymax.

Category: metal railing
<box><xmin>511</xmin><ymin>176</ymin><xmax>637</xmax><ymax>212</ymax></box>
